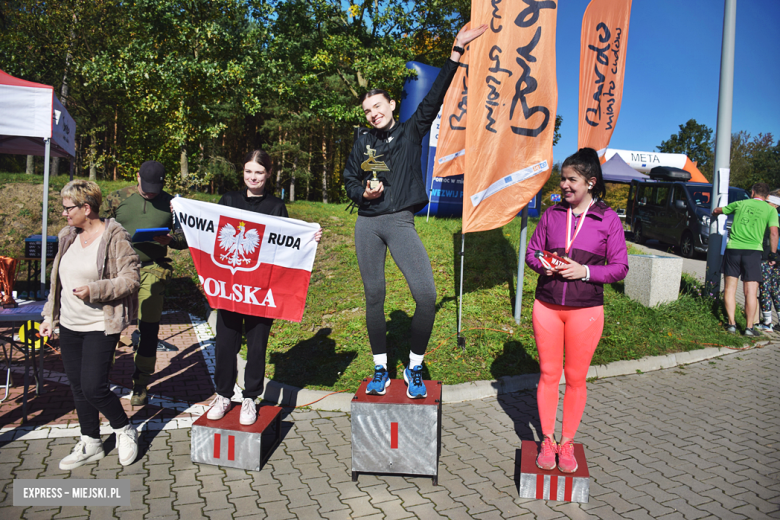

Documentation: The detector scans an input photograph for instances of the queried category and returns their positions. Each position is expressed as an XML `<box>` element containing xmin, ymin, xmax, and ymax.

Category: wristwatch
<box><xmin>581</xmin><ymin>265</ymin><xmax>591</xmax><ymax>282</ymax></box>
<box><xmin>452</xmin><ymin>45</ymin><xmax>465</xmax><ymax>54</ymax></box>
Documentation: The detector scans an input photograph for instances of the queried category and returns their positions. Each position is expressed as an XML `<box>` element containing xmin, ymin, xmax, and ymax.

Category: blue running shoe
<box><xmin>403</xmin><ymin>365</ymin><xmax>427</xmax><ymax>399</ymax></box>
<box><xmin>366</xmin><ymin>365</ymin><xmax>390</xmax><ymax>395</ymax></box>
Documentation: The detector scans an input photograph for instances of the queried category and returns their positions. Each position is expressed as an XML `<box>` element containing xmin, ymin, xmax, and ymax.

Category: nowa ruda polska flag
<box><xmin>171</xmin><ymin>198</ymin><xmax>320</xmax><ymax>322</ymax></box>
<box><xmin>464</xmin><ymin>0</ymin><xmax>557</xmax><ymax>233</ymax></box>
<box><xmin>577</xmin><ymin>0</ymin><xmax>631</xmax><ymax>156</ymax></box>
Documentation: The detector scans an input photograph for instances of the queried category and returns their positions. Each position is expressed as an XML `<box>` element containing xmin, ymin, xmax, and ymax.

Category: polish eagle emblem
<box><xmin>218</xmin><ymin>221</ymin><xmax>260</xmax><ymax>267</ymax></box>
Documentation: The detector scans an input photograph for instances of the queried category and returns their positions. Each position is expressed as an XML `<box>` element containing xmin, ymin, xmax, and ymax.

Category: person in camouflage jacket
<box><xmin>100</xmin><ymin>161</ymin><xmax>187</xmax><ymax>406</ymax></box>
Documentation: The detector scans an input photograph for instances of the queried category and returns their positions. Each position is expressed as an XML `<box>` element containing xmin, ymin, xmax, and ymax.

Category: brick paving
<box><xmin>0</xmin><ymin>312</ymin><xmax>778</xmax><ymax>518</ymax></box>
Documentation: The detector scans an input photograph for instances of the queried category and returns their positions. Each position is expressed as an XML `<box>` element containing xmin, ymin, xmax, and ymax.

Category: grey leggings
<box><xmin>355</xmin><ymin>210</ymin><xmax>437</xmax><ymax>356</ymax></box>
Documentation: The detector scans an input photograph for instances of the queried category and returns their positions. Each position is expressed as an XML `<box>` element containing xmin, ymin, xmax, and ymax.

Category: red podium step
<box><xmin>351</xmin><ymin>378</ymin><xmax>442</xmax><ymax>484</ymax></box>
<box><xmin>191</xmin><ymin>403</ymin><xmax>282</xmax><ymax>471</ymax></box>
<box><xmin>518</xmin><ymin>440</ymin><xmax>590</xmax><ymax>503</ymax></box>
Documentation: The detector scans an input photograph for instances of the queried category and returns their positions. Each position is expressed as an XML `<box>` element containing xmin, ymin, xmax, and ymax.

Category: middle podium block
<box><xmin>351</xmin><ymin>378</ymin><xmax>442</xmax><ymax>484</ymax></box>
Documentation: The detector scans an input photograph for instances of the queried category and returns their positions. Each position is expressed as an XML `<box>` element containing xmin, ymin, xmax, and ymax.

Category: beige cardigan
<box><xmin>43</xmin><ymin>218</ymin><xmax>140</xmax><ymax>335</ymax></box>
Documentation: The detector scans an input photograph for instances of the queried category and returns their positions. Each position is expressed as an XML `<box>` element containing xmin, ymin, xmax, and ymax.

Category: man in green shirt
<box><xmin>101</xmin><ymin>161</ymin><xmax>187</xmax><ymax>405</ymax></box>
<box><xmin>713</xmin><ymin>182</ymin><xmax>779</xmax><ymax>336</ymax></box>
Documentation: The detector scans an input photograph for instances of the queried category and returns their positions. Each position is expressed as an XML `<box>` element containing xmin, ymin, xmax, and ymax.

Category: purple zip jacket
<box><xmin>526</xmin><ymin>200</ymin><xmax>629</xmax><ymax>307</ymax></box>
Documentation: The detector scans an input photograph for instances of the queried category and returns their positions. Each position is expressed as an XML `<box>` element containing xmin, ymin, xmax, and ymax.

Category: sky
<box><xmin>551</xmin><ymin>0</ymin><xmax>780</xmax><ymax>163</ymax></box>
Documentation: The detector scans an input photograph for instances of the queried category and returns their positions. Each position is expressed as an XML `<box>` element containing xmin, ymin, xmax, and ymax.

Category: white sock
<box><xmin>373</xmin><ymin>354</ymin><xmax>387</xmax><ymax>369</ymax></box>
<box><xmin>409</xmin><ymin>352</ymin><xmax>425</xmax><ymax>369</ymax></box>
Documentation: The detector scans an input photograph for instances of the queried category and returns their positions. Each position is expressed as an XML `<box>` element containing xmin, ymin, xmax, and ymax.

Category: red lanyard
<box><xmin>566</xmin><ymin>199</ymin><xmax>595</xmax><ymax>255</ymax></box>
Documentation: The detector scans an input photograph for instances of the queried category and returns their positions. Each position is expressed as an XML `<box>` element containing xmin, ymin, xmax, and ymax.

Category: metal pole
<box><xmin>457</xmin><ymin>233</ymin><xmax>466</xmax><ymax>350</ymax></box>
<box><xmin>514</xmin><ymin>206</ymin><xmax>529</xmax><ymax>323</ymax></box>
<box><xmin>704</xmin><ymin>0</ymin><xmax>737</xmax><ymax>296</ymax></box>
<box><xmin>41</xmin><ymin>138</ymin><xmax>51</xmax><ymax>299</ymax></box>
<box><xmin>426</xmin><ymin>175</ymin><xmax>435</xmax><ymax>222</ymax></box>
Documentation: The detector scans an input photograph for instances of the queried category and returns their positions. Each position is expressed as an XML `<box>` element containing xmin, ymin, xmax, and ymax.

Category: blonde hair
<box><xmin>61</xmin><ymin>180</ymin><xmax>102</xmax><ymax>214</ymax></box>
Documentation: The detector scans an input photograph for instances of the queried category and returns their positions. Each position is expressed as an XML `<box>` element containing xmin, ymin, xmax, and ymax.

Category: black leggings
<box><xmin>59</xmin><ymin>326</ymin><xmax>128</xmax><ymax>439</ymax></box>
<box><xmin>355</xmin><ymin>210</ymin><xmax>437</xmax><ymax>356</ymax></box>
<box><xmin>214</xmin><ymin>309</ymin><xmax>273</xmax><ymax>399</ymax></box>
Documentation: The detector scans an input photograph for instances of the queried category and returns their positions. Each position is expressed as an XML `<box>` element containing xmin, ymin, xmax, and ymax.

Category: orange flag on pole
<box><xmin>463</xmin><ymin>0</ymin><xmax>558</xmax><ymax>234</ymax></box>
<box><xmin>577</xmin><ymin>0</ymin><xmax>632</xmax><ymax>156</ymax></box>
<box><xmin>433</xmin><ymin>55</ymin><xmax>469</xmax><ymax>179</ymax></box>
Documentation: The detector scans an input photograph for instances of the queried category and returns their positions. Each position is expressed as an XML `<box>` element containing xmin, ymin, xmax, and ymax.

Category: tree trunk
<box><xmin>113</xmin><ymin>108</ymin><xmax>118</xmax><ymax>180</ymax></box>
<box><xmin>321</xmin><ymin>130</ymin><xmax>329</xmax><ymax>204</ymax></box>
<box><xmin>290</xmin><ymin>154</ymin><xmax>297</xmax><ymax>202</ymax></box>
<box><xmin>306</xmin><ymin>137</ymin><xmax>313</xmax><ymax>200</ymax></box>
<box><xmin>180</xmin><ymin>144</ymin><xmax>189</xmax><ymax>180</ymax></box>
<box><xmin>276</xmin><ymin>129</ymin><xmax>283</xmax><ymax>189</ymax></box>
<box><xmin>26</xmin><ymin>155</ymin><xmax>34</xmax><ymax>175</ymax></box>
<box><xmin>89</xmin><ymin>134</ymin><xmax>97</xmax><ymax>181</ymax></box>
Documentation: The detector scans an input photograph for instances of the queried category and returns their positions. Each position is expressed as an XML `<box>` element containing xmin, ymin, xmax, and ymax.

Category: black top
<box><xmin>343</xmin><ymin>58</ymin><xmax>460</xmax><ymax>217</ymax></box>
<box><xmin>218</xmin><ymin>190</ymin><xmax>289</xmax><ymax>217</ymax></box>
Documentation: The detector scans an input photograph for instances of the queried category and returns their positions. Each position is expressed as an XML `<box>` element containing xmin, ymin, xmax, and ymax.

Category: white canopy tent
<box><xmin>0</xmin><ymin>69</ymin><xmax>77</xmax><ymax>294</ymax></box>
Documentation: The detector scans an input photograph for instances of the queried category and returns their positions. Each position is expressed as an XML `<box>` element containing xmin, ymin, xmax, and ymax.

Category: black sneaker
<box><xmin>744</xmin><ymin>327</ymin><xmax>761</xmax><ymax>337</ymax></box>
<box><xmin>725</xmin><ymin>325</ymin><xmax>737</xmax><ymax>334</ymax></box>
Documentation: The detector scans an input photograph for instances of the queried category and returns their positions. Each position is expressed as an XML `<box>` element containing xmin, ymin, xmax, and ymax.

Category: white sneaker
<box><xmin>207</xmin><ymin>395</ymin><xmax>232</xmax><ymax>421</ymax></box>
<box><xmin>115</xmin><ymin>424</ymin><xmax>139</xmax><ymax>466</ymax></box>
<box><xmin>59</xmin><ymin>436</ymin><xmax>104</xmax><ymax>470</ymax></box>
<box><xmin>239</xmin><ymin>398</ymin><xmax>258</xmax><ymax>426</ymax></box>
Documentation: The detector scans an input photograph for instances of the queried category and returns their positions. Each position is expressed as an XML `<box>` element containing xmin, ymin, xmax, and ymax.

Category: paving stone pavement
<box><xmin>1</xmin><ymin>341</ymin><xmax>778</xmax><ymax>518</ymax></box>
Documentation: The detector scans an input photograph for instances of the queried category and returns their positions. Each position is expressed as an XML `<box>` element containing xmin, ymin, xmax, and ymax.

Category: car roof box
<box><xmin>649</xmin><ymin>166</ymin><xmax>691</xmax><ymax>181</ymax></box>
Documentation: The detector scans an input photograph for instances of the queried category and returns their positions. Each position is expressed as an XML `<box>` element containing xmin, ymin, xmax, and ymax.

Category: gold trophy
<box><xmin>0</xmin><ymin>256</ymin><xmax>19</xmax><ymax>308</ymax></box>
<box><xmin>361</xmin><ymin>145</ymin><xmax>390</xmax><ymax>190</ymax></box>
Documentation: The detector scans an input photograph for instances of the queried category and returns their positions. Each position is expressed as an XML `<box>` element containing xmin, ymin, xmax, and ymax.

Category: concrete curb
<box><xmin>215</xmin><ymin>311</ymin><xmax>774</xmax><ymax>412</ymax></box>
<box><xmin>256</xmin><ymin>341</ymin><xmax>772</xmax><ymax>412</ymax></box>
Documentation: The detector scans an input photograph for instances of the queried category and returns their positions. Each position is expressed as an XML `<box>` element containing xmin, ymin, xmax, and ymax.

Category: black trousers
<box><xmin>214</xmin><ymin>309</ymin><xmax>273</xmax><ymax>399</ymax></box>
<box><xmin>59</xmin><ymin>326</ymin><xmax>128</xmax><ymax>439</ymax></box>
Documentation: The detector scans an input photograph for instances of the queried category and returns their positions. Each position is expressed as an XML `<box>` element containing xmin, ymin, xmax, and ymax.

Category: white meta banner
<box><xmin>171</xmin><ymin>197</ymin><xmax>320</xmax><ymax>322</ymax></box>
<box><xmin>604</xmin><ymin>148</ymin><xmax>688</xmax><ymax>172</ymax></box>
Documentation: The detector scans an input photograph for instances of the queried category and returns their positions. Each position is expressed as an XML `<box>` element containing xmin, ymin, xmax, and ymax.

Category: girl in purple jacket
<box><xmin>525</xmin><ymin>148</ymin><xmax>629</xmax><ymax>473</ymax></box>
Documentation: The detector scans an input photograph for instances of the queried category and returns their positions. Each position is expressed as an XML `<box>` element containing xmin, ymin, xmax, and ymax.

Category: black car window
<box><xmin>686</xmin><ymin>186</ymin><xmax>749</xmax><ymax>207</ymax></box>
<box><xmin>650</xmin><ymin>186</ymin><xmax>669</xmax><ymax>207</ymax></box>
<box><xmin>672</xmin><ymin>185</ymin><xmax>687</xmax><ymax>204</ymax></box>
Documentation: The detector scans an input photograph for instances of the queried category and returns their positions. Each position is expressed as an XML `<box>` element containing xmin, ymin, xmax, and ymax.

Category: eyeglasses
<box><xmin>62</xmin><ymin>205</ymin><xmax>81</xmax><ymax>213</ymax></box>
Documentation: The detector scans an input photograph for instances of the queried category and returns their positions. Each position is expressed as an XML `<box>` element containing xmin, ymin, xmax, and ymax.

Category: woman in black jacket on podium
<box><xmin>343</xmin><ymin>23</ymin><xmax>487</xmax><ymax>400</ymax></box>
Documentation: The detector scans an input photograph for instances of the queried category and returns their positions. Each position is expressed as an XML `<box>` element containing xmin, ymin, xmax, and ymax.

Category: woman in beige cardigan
<box><xmin>41</xmin><ymin>180</ymin><xmax>140</xmax><ymax>470</ymax></box>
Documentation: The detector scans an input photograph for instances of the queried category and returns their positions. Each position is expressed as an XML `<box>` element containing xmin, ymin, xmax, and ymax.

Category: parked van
<box><xmin>626</xmin><ymin>174</ymin><xmax>750</xmax><ymax>258</ymax></box>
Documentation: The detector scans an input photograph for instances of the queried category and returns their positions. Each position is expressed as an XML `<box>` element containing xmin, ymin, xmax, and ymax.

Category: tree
<box><xmin>553</xmin><ymin>115</ymin><xmax>562</xmax><ymax>147</ymax></box>
<box><xmin>728</xmin><ymin>132</ymin><xmax>778</xmax><ymax>189</ymax></box>
<box><xmin>658</xmin><ymin>119</ymin><xmax>714</xmax><ymax>178</ymax></box>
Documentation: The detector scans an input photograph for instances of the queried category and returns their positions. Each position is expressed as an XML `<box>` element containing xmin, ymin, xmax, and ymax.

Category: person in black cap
<box><xmin>101</xmin><ymin>161</ymin><xmax>187</xmax><ymax>406</ymax></box>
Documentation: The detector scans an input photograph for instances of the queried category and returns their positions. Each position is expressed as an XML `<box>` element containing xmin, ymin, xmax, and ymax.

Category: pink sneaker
<box><xmin>536</xmin><ymin>437</ymin><xmax>557</xmax><ymax>470</ymax></box>
<box><xmin>557</xmin><ymin>441</ymin><xmax>578</xmax><ymax>473</ymax></box>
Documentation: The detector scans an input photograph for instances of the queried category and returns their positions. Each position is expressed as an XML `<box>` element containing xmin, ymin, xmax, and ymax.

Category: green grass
<box><xmin>0</xmin><ymin>174</ymin><xmax>757</xmax><ymax>393</ymax></box>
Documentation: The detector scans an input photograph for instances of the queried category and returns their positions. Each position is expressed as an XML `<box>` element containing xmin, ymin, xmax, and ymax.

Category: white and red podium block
<box><xmin>518</xmin><ymin>440</ymin><xmax>590</xmax><ymax>503</ymax></box>
<box><xmin>351</xmin><ymin>378</ymin><xmax>442</xmax><ymax>484</ymax></box>
<box><xmin>191</xmin><ymin>403</ymin><xmax>282</xmax><ymax>471</ymax></box>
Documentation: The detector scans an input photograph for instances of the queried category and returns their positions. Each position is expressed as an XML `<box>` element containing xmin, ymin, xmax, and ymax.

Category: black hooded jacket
<box><xmin>343</xmin><ymin>58</ymin><xmax>459</xmax><ymax>216</ymax></box>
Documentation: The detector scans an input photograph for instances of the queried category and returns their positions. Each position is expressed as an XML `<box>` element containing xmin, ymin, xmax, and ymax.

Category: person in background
<box><xmin>755</xmin><ymin>190</ymin><xmax>780</xmax><ymax>332</ymax></box>
<box><xmin>101</xmin><ymin>161</ymin><xmax>187</xmax><ymax>406</ymax></box>
<box><xmin>205</xmin><ymin>149</ymin><xmax>322</xmax><ymax>426</ymax></box>
<box><xmin>525</xmin><ymin>148</ymin><xmax>629</xmax><ymax>473</ymax></box>
<box><xmin>713</xmin><ymin>182</ymin><xmax>779</xmax><ymax>336</ymax></box>
<box><xmin>41</xmin><ymin>180</ymin><xmax>140</xmax><ymax>469</ymax></box>
<box><xmin>342</xmin><ymin>22</ymin><xmax>487</xmax><ymax>399</ymax></box>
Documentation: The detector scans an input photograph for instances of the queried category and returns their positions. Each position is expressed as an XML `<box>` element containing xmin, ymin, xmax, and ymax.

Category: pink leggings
<box><xmin>532</xmin><ymin>300</ymin><xmax>604</xmax><ymax>439</ymax></box>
